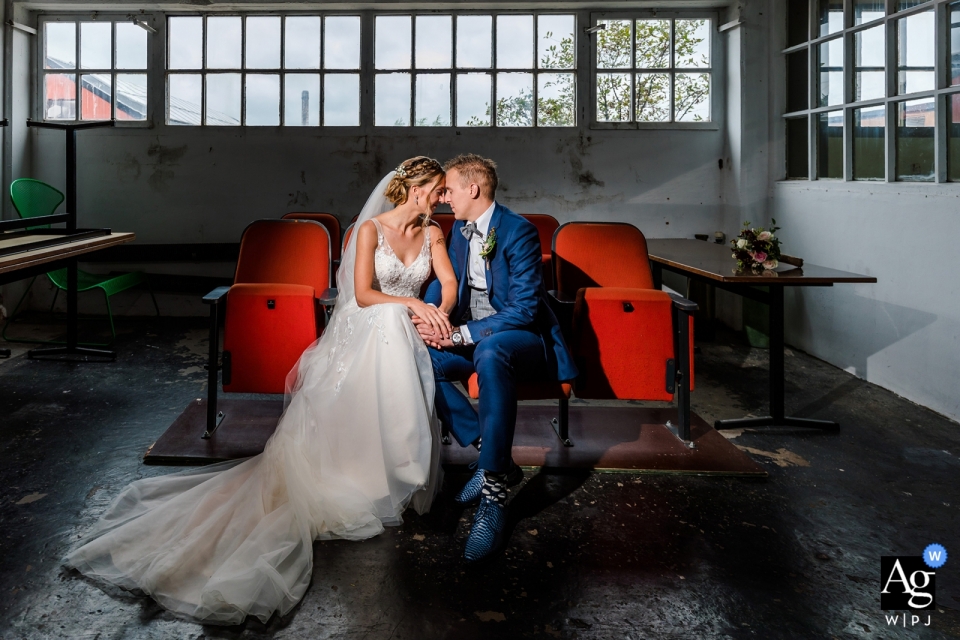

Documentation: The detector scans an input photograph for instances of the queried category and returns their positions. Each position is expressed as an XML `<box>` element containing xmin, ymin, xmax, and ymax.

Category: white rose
<box><xmin>762</xmin><ymin>259</ymin><xmax>778</xmax><ymax>270</ymax></box>
<box><xmin>736</xmin><ymin>238</ymin><xmax>747</xmax><ymax>249</ymax></box>
<box><xmin>757</xmin><ymin>231</ymin><xmax>772</xmax><ymax>242</ymax></box>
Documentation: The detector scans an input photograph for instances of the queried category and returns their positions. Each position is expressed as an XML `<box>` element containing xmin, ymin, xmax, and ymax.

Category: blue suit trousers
<box><xmin>429</xmin><ymin>330</ymin><xmax>549</xmax><ymax>474</ymax></box>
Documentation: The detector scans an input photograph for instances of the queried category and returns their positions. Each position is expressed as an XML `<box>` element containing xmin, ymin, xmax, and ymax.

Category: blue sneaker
<box><xmin>464</xmin><ymin>497</ymin><xmax>506</xmax><ymax>562</ymax></box>
<box><xmin>455</xmin><ymin>463</ymin><xmax>524</xmax><ymax>505</ymax></box>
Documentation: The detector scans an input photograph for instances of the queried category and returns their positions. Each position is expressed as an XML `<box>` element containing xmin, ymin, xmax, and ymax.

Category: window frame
<box><xmin>37</xmin><ymin>8</ymin><xmax>724</xmax><ymax>133</ymax></box>
<box><xmin>360</xmin><ymin>10</ymin><xmax>582</xmax><ymax>129</ymax></box>
<box><xmin>588</xmin><ymin>10</ymin><xmax>720</xmax><ymax>130</ymax></box>
<box><xmin>38</xmin><ymin>14</ymin><xmax>153</xmax><ymax>127</ymax></box>
<box><xmin>781</xmin><ymin>0</ymin><xmax>960</xmax><ymax>183</ymax></box>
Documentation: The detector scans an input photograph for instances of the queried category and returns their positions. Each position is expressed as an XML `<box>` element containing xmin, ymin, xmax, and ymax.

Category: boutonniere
<box><xmin>479</xmin><ymin>227</ymin><xmax>497</xmax><ymax>268</ymax></box>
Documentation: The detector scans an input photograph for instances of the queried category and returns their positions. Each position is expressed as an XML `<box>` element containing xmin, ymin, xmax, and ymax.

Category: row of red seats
<box><xmin>200</xmin><ymin>216</ymin><xmax>697</xmax><ymax>446</ymax></box>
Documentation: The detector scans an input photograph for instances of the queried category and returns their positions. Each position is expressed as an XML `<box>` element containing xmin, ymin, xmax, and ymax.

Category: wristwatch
<box><xmin>451</xmin><ymin>327</ymin><xmax>464</xmax><ymax>346</ymax></box>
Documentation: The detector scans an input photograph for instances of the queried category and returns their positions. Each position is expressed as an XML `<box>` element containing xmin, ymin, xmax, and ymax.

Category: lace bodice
<box><xmin>370</xmin><ymin>219</ymin><xmax>433</xmax><ymax>299</ymax></box>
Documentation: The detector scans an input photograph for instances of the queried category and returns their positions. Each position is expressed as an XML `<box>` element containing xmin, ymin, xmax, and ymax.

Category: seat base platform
<box><xmin>145</xmin><ymin>399</ymin><xmax>766</xmax><ymax>477</ymax></box>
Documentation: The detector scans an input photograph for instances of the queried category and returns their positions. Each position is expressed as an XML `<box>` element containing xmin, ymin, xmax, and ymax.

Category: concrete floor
<box><xmin>1</xmin><ymin>316</ymin><xmax>958</xmax><ymax>639</ymax></box>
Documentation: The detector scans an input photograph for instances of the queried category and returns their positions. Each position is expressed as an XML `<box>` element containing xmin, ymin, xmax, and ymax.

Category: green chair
<box><xmin>2</xmin><ymin>178</ymin><xmax>159</xmax><ymax>345</ymax></box>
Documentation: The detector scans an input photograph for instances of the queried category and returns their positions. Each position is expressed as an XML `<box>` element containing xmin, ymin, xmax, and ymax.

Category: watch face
<box><xmin>452</xmin><ymin>331</ymin><xmax>463</xmax><ymax>345</ymax></box>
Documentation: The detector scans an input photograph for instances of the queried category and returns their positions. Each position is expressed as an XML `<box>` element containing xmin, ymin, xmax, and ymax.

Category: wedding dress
<box><xmin>63</xmin><ymin>175</ymin><xmax>442</xmax><ymax>625</ymax></box>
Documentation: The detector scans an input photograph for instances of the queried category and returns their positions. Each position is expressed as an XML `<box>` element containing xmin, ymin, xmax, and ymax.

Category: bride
<box><xmin>63</xmin><ymin>157</ymin><xmax>457</xmax><ymax>625</ymax></box>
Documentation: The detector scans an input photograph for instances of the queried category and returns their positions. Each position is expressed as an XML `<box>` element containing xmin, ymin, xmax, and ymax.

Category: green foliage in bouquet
<box><xmin>731</xmin><ymin>219</ymin><xmax>782</xmax><ymax>272</ymax></box>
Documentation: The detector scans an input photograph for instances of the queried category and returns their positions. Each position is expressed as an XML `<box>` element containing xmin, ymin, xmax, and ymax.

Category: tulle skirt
<box><xmin>63</xmin><ymin>301</ymin><xmax>442</xmax><ymax>625</ymax></box>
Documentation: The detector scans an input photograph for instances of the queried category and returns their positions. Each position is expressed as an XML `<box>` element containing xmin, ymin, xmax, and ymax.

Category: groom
<box><xmin>415</xmin><ymin>154</ymin><xmax>577</xmax><ymax>562</ymax></box>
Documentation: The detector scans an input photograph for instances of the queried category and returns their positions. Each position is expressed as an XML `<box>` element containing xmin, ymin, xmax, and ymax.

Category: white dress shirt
<box><xmin>459</xmin><ymin>201</ymin><xmax>496</xmax><ymax>344</ymax></box>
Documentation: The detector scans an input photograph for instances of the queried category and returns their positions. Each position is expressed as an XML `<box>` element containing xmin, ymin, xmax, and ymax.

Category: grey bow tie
<box><xmin>460</xmin><ymin>222</ymin><xmax>483</xmax><ymax>240</ymax></box>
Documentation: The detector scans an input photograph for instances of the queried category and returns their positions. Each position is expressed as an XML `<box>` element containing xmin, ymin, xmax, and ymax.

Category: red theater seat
<box><xmin>429</xmin><ymin>213</ymin><xmax>456</xmax><ymax>240</ymax></box>
<box><xmin>553</xmin><ymin>222</ymin><xmax>696</xmax><ymax>443</ymax></box>
<box><xmin>282</xmin><ymin>212</ymin><xmax>341</xmax><ymax>262</ymax></box>
<box><xmin>202</xmin><ymin>219</ymin><xmax>333</xmax><ymax>436</ymax></box>
<box><xmin>520</xmin><ymin>214</ymin><xmax>559</xmax><ymax>289</ymax></box>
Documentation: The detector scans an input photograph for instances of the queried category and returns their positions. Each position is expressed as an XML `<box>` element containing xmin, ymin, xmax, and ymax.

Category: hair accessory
<box><xmin>395</xmin><ymin>164</ymin><xmax>407</xmax><ymax>178</ymax></box>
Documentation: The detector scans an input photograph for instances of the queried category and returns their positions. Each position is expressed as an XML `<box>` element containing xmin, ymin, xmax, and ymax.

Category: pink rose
<box><xmin>762</xmin><ymin>259</ymin><xmax>778</xmax><ymax>270</ymax></box>
<box><xmin>757</xmin><ymin>231</ymin><xmax>772</xmax><ymax>242</ymax></box>
<box><xmin>753</xmin><ymin>251</ymin><xmax>767</xmax><ymax>263</ymax></box>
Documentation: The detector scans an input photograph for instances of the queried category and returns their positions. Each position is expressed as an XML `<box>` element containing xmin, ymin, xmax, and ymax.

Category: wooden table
<box><xmin>646</xmin><ymin>239</ymin><xmax>877</xmax><ymax>431</ymax></box>
<box><xmin>0</xmin><ymin>230</ymin><xmax>136</xmax><ymax>359</ymax></box>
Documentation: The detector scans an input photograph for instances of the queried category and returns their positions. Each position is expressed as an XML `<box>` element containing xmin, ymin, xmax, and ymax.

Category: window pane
<box><xmin>456</xmin><ymin>73</ymin><xmax>491</xmax><ymax>126</ymax></box>
<box><xmin>376</xmin><ymin>73</ymin><xmax>410</xmax><ymax>125</ymax></box>
<box><xmin>853</xmin><ymin>105</ymin><xmax>885</xmax><ymax>179</ymax></box>
<box><xmin>538</xmin><ymin>73</ymin><xmax>575</xmax><ymax>126</ymax></box>
<box><xmin>818</xmin><ymin>111</ymin><xmax>843</xmax><ymax>178</ymax></box>
<box><xmin>497</xmin><ymin>16</ymin><xmax>534</xmax><ymax>69</ymax></box>
<box><xmin>897</xmin><ymin>0</ymin><xmax>930</xmax><ymax>10</ymax></box>
<box><xmin>168</xmin><ymin>74</ymin><xmax>202</xmax><ymax>125</ymax></box>
<box><xmin>285</xmin><ymin>17</ymin><xmax>321</xmax><ymax>70</ymax></box>
<box><xmin>786</xmin><ymin>117</ymin><xmax>809</xmax><ymax>179</ymax></box>
<box><xmin>416</xmin><ymin>16</ymin><xmax>451</xmax><ymax>69</ymax></box>
<box><xmin>635</xmin><ymin>20</ymin><xmax>670</xmax><ymax>69</ymax></box>
<box><xmin>80</xmin><ymin>23</ymin><xmax>111</xmax><ymax>69</ymax></box>
<box><xmin>45</xmin><ymin>73</ymin><xmax>77</xmax><ymax>120</ymax></box>
<box><xmin>855</xmin><ymin>0</ymin><xmax>885</xmax><ymax>24</ymax></box>
<box><xmin>324</xmin><ymin>73</ymin><xmax>360</xmax><ymax>126</ymax></box>
<box><xmin>949</xmin><ymin>94</ymin><xmax>960</xmax><ymax>180</ymax></box>
<box><xmin>169</xmin><ymin>17</ymin><xmax>203</xmax><ymax>70</ymax></box>
<box><xmin>80</xmin><ymin>74</ymin><xmax>111</xmax><ymax>120</ymax></box>
<box><xmin>596</xmin><ymin>73</ymin><xmax>631</xmax><ymax>121</ymax></box>
<box><xmin>538</xmin><ymin>15</ymin><xmax>575</xmax><ymax>69</ymax></box>
<box><xmin>855</xmin><ymin>25</ymin><xmax>885</xmax><ymax>101</ymax></box>
<box><xmin>675</xmin><ymin>73</ymin><xmax>710</xmax><ymax>122</ymax></box>
<box><xmin>247</xmin><ymin>17</ymin><xmax>281</xmax><ymax>69</ymax></box>
<box><xmin>787</xmin><ymin>50</ymin><xmax>808</xmax><ymax>112</ymax></box>
<box><xmin>897</xmin><ymin>11</ymin><xmax>935</xmax><ymax>94</ymax></box>
<box><xmin>116</xmin><ymin>73</ymin><xmax>147</xmax><ymax>121</ymax></box>
<box><xmin>457</xmin><ymin>16</ymin><xmax>492</xmax><ymax>68</ymax></box>
<box><xmin>819</xmin><ymin>37</ymin><xmax>843</xmax><ymax>107</ymax></box>
<box><xmin>45</xmin><ymin>22</ymin><xmax>76</xmax><ymax>69</ymax></box>
<box><xmin>206</xmin><ymin>73</ymin><xmax>241</xmax><ymax>125</ymax></box>
<box><xmin>245</xmin><ymin>74</ymin><xmax>279</xmax><ymax>125</ymax></box>
<box><xmin>496</xmin><ymin>72</ymin><xmax>533</xmax><ymax>126</ymax></box>
<box><xmin>324</xmin><ymin>17</ymin><xmax>360</xmax><ymax>70</ymax></box>
<box><xmin>818</xmin><ymin>0</ymin><xmax>844</xmax><ymax>37</ymax></box>
<box><xmin>896</xmin><ymin>98</ymin><xmax>935</xmax><ymax>181</ymax></box>
<box><xmin>787</xmin><ymin>0</ymin><xmax>810</xmax><ymax>46</ymax></box>
<box><xmin>596</xmin><ymin>20</ymin><xmax>631</xmax><ymax>69</ymax></box>
<box><xmin>285</xmin><ymin>74</ymin><xmax>319</xmax><ymax>126</ymax></box>
<box><xmin>951</xmin><ymin>2</ymin><xmax>960</xmax><ymax>86</ymax></box>
<box><xmin>376</xmin><ymin>16</ymin><xmax>411</xmax><ymax>70</ymax></box>
<box><xmin>415</xmin><ymin>74</ymin><xmax>451</xmax><ymax>125</ymax></box>
<box><xmin>207</xmin><ymin>17</ymin><xmax>241</xmax><ymax>69</ymax></box>
<box><xmin>636</xmin><ymin>73</ymin><xmax>670</xmax><ymax>122</ymax></box>
<box><xmin>675</xmin><ymin>19</ymin><xmax>710</xmax><ymax>68</ymax></box>
<box><xmin>116</xmin><ymin>23</ymin><xmax>147</xmax><ymax>70</ymax></box>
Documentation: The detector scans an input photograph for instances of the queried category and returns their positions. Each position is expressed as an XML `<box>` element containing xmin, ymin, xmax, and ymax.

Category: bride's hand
<box><xmin>407</xmin><ymin>300</ymin><xmax>452</xmax><ymax>339</ymax></box>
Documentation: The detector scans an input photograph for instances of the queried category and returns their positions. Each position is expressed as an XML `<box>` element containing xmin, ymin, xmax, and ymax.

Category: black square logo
<box><xmin>881</xmin><ymin>556</ymin><xmax>936</xmax><ymax>610</ymax></box>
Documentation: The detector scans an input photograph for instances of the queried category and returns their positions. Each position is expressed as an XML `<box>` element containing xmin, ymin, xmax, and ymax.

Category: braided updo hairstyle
<box><xmin>384</xmin><ymin>156</ymin><xmax>444</xmax><ymax>207</ymax></box>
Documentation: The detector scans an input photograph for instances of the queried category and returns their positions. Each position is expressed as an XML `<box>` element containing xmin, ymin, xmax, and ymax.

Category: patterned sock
<box><xmin>480</xmin><ymin>471</ymin><xmax>508</xmax><ymax>506</ymax></box>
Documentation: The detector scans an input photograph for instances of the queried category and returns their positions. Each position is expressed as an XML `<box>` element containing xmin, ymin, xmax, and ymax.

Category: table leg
<box><xmin>28</xmin><ymin>258</ymin><xmax>116</xmax><ymax>361</ymax></box>
<box><xmin>715</xmin><ymin>286</ymin><xmax>839</xmax><ymax>431</ymax></box>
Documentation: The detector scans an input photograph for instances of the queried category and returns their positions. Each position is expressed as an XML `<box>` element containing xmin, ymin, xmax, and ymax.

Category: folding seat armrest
<box><xmin>547</xmin><ymin>290</ymin><xmax>576</xmax><ymax>343</ymax></box>
<box><xmin>319</xmin><ymin>287</ymin><xmax>338</xmax><ymax>306</ymax></box>
<box><xmin>667</xmin><ymin>292</ymin><xmax>698</xmax><ymax>314</ymax></box>
<box><xmin>202</xmin><ymin>285</ymin><xmax>231</xmax><ymax>438</ymax></box>
<box><xmin>203</xmin><ymin>286</ymin><xmax>231</xmax><ymax>305</ymax></box>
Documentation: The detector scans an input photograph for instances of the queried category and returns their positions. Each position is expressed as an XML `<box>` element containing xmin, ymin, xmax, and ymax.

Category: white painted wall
<box><xmin>773</xmin><ymin>182</ymin><xmax>960</xmax><ymax>422</ymax></box>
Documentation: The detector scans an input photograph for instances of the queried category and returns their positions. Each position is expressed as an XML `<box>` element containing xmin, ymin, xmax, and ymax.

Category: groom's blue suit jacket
<box><xmin>424</xmin><ymin>203</ymin><xmax>578</xmax><ymax>383</ymax></box>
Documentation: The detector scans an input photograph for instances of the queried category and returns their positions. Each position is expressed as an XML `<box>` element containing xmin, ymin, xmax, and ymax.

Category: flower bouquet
<box><xmin>731</xmin><ymin>220</ymin><xmax>782</xmax><ymax>272</ymax></box>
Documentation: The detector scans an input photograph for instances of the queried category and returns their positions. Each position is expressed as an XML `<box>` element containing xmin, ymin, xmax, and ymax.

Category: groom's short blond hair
<box><xmin>444</xmin><ymin>154</ymin><xmax>498</xmax><ymax>199</ymax></box>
